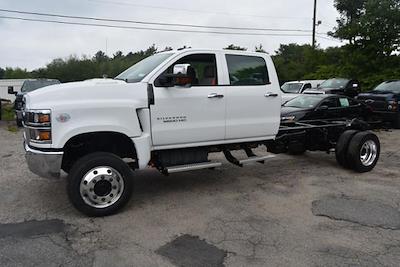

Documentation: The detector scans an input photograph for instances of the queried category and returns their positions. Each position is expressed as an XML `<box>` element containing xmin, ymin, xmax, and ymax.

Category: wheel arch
<box><xmin>61</xmin><ymin>131</ymin><xmax>138</xmax><ymax>173</ymax></box>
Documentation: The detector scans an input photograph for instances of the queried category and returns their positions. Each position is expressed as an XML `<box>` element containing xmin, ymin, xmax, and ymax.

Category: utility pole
<box><xmin>312</xmin><ymin>0</ymin><xmax>317</xmax><ymax>48</ymax></box>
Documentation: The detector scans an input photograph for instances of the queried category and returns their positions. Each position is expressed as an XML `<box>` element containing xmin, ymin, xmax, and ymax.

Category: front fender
<box><xmin>52</xmin><ymin>103</ymin><xmax>143</xmax><ymax>149</ymax></box>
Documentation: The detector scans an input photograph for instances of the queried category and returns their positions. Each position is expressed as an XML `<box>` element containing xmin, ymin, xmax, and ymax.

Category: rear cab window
<box><xmin>225</xmin><ymin>55</ymin><xmax>269</xmax><ymax>86</ymax></box>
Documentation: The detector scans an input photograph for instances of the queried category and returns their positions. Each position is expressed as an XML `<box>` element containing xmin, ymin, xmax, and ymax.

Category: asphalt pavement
<box><xmin>0</xmin><ymin>125</ymin><xmax>399</xmax><ymax>266</ymax></box>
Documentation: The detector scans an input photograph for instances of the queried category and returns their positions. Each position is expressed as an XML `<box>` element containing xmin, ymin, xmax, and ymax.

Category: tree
<box><xmin>224</xmin><ymin>44</ymin><xmax>247</xmax><ymax>51</ymax></box>
<box><xmin>330</xmin><ymin>0</ymin><xmax>400</xmax><ymax>56</ymax></box>
<box><xmin>0</xmin><ymin>68</ymin><xmax>4</xmax><ymax>79</ymax></box>
<box><xmin>3</xmin><ymin>67</ymin><xmax>31</xmax><ymax>79</ymax></box>
<box><xmin>113</xmin><ymin>51</ymin><xmax>124</xmax><ymax>59</ymax></box>
<box><xmin>255</xmin><ymin>44</ymin><xmax>266</xmax><ymax>53</ymax></box>
<box><xmin>93</xmin><ymin>50</ymin><xmax>109</xmax><ymax>62</ymax></box>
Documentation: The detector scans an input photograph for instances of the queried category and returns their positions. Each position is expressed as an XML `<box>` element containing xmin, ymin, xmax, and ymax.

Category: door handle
<box><xmin>208</xmin><ymin>93</ymin><xmax>224</xmax><ymax>99</ymax></box>
<box><xmin>264</xmin><ymin>92</ymin><xmax>278</xmax><ymax>97</ymax></box>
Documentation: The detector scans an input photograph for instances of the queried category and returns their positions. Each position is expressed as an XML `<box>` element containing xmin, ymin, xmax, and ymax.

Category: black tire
<box><xmin>394</xmin><ymin>114</ymin><xmax>400</xmax><ymax>129</ymax></box>
<box><xmin>347</xmin><ymin>131</ymin><xmax>380</xmax><ymax>173</ymax></box>
<box><xmin>335</xmin><ymin>130</ymin><xmax>359</xmax><ymax>168</ymax></box>
<box><xmin>67</xmin><ymin>152</ymin><xmax>134</xmax><ymax>217</ymax></box>
<box><xmin>16</xmin><ymin>118</ymin><xmax>23</xmax><ymax>127</ymax></box>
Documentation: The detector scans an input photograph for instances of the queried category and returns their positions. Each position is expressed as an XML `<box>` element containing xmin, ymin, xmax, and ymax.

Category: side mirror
<box><xmin>317</xmin><ymin>105</ymin><xmax>329</xmax><ymax>111</ymax></box>
<box><xmin>8</xmin><ymin>86</ymin><xmax>17</xmax><ymax>95</ymax></box>
<box><xmin>173</xmin><ymin>64</ymin><xmax>190</xmax><ymax>75</ymax></box>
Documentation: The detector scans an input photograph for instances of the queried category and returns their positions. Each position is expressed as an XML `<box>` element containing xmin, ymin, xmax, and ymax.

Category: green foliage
<box><xmin>255</xmin><ymin>44</ymin><xmax>266</xmax><ymax>53</ymax></box>
<box><xmin>3</xmin><ymin>67</ymin><xmax>32</xmax><ymax>79</ymax></box>
<box><xmin>3</xmin><ymin>45</ymin><xmax>160</xmax><ymax>83</ymax></box>
<box><xmin>331</xmin><ymin>0</ymin><xmax>400</xmax><ymax>57</ymax></box>
<box><xmin>0</xmin><ymin>103</ymin><xmax>15</xmax><ymax>121</ymax></box>
<box><xmin>224</xmin><ymin>44</ymin><xmax>247</xmax><ymax>51</ymax></box>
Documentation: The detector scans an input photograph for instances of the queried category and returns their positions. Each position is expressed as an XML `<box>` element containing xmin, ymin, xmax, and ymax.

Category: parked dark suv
<box><xmin>8</xmin><ymin>79</ymin><xmax>60</xmax><ymax>126</ymax></box>
<box><xmin>304</xmin><ymin>78</ymin><xmax>361</xmax><ymax>98</ymax></box>
<box><xmin>356</xmin><ymin>80</ymin><xmax>400</xmax><ymax>128</ymax></box>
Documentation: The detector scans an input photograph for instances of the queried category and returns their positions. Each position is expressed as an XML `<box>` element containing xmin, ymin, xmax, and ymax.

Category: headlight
<box><xmin>23</xmin><ymin>110</ymin><xmax>52</xmax><ymax>144</ymax></box>
<box><xmin>25</xmin><ymin>110</ymin><xmax>51</xmax><ymax>126</ymax></box>
<box><xmin>29</xmin><ymin>128</ymin><xmax>52</xmax><ymax>142</ymax></box>
<box><xmin>388</xmin><ymin>100</ymin><xmax>398</xmax><ymax>111</ymax></box>
<box><xmin>281</xmin><ymin>115</ymin><xmax>296</xmax><ymax>122</ymax></box>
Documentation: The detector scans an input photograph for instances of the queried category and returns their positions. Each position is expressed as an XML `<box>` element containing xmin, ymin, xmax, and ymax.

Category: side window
<box><xmin>226</xmin><ymin>55</ymin><xmax>269</xmax><ymax>86</ymax></box>
<box><xmin>339</xmin><ymin>97</ymin><xmax>350</xmax><ymax>107</ymax></box>
<box><xmin>158</xmin><ymin>53</ymin><xmax>217</xmax><ymax>86</ymax></box>
<box><xmin>302</xmin><ymin>83</ymin><xmax>312</xmax><ymax>92</ymax></box>
<box><xmin>320</xmin><ymin>98</ymin><xmax>339</xmax><ymax>108</ymax></box>
<box><xmin>347</xmin><ymin>98</ymin><xmax>359</xmax><ymax>106</ymax></box>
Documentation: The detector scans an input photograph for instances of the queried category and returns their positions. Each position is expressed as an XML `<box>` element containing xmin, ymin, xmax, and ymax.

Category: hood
<box><xmin>357</xmin><ymin>91</ymin><xmax>399</xmax><ymax>101</ymax></box>
<box><xmin>24</xmin><ymin>78</ymin><xmax>149</xmax><ymax>110</ymax></box>
<box><xmin>281</xmin><ymin>106</ymin><xmax>311</xmax><ymax>120</ymax></box>
<box><xmin>315</xmin><ymin>87</ymin><xmax>344</xmax><ymax>94</ymax></box>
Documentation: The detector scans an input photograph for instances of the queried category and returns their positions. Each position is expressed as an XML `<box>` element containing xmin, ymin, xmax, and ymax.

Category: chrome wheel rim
<box><xmin>80</xmin><ymin>166</ymin><xmax>124</xmax><ymax>208</ymax></box>
<box><xmin>360</xmin><ymin>140</ymin><xmax>377</xmax><ymax>167</ymax></box>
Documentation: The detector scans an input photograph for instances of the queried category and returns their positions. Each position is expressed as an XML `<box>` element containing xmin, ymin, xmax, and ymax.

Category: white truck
<box><xmin>22</xmin><ymin>49</ymin><xmax>380</xmax><ymax>216</ymax></box>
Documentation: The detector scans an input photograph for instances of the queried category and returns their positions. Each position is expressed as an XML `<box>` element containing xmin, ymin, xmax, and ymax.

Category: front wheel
<box><xmin>67</xmin><ymin>152</ymin><xmax>134</xmax><ymax>216</ymax></box>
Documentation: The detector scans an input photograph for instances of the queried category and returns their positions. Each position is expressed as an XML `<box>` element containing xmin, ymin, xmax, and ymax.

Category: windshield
<box><xmin>21</xmin><ymin>80</ymin><xmax>60</xmax><ymax>93</ymax></box>
<box><xmin>318</xmin><ymin>78</ymin><xmax>349</xmax><ymax>89</ymax></box>
<box><xmin>284</xmin><ymin>95</ymin><xmax>324</xmax><ymax>108</ymax></box>
<box><xmin>115</xmin><ymin>53</ymin><xmax>173</xmax><ymax>82</ymax></box>
<box><xmin>373</xmin><ymin>81</ymin><xmax>400</xmax><ymax>93</ymax></box>
<box><xmin>281</xmin><ymin>83</ymin><xmax>303</xmax><ymax>93</ymax></box>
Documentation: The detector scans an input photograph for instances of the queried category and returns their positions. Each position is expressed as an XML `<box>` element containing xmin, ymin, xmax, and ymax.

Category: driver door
<box><xmin>150</xmin><ymin>53</ymin><xmax>226</xmax><ymax>147</ymax></box>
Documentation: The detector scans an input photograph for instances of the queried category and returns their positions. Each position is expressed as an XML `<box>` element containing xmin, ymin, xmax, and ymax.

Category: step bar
<box><xmin>238</xmin><ymin>155</ymin><xmax>275</xmax><ymax>165</ymax></box>
<box><xmin>166</xmin><ymin>162</ymin><xmax>222</xmax><ymax>174</ymax></box>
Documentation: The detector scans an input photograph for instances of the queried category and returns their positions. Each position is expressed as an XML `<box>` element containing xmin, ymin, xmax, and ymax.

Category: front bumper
<box><xmin>24</xmin><ymin>142</ymin><xmax>63</xmax><ymax>179</ymax></box>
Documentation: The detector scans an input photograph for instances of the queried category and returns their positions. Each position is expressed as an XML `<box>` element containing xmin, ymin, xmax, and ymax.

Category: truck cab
<box><xmin>22</xmin><ymin>49</ymin><xmax>282</xmax><ymax>215</ymax></box>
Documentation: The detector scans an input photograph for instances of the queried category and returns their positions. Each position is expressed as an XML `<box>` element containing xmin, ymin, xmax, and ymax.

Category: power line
<box><xmin>0</xmin><ymin>15</ymin><xmax>314</xmax><ymax>37</ymax></box>
<box><xmin>0</xmin><ymin>8</ymin><xmax>314</xmax><ymax>33</ymax></box>
<box><xmin>87</xmin><ymin>0</ymin><xmax>312</xmax><ymax>21</ymax></box>
<box><xmin>316</xmin><ymin>34</ymin><xmax>342</xmax><ymax>43</ymax></box>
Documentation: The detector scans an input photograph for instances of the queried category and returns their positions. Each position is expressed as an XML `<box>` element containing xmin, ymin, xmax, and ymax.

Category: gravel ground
<box><xmin>0</xmin><ymin>125</ymin><xmax>399</xmax><ymax>266</ymax></box>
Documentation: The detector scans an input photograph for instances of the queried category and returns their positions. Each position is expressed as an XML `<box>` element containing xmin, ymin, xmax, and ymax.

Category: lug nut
<box><xmin>94</xmin><ymin>171</ymin><xmax>98</xmax><ymax>175</ymax></box>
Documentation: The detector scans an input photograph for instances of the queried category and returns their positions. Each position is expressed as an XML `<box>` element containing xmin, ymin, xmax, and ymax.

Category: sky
<box><xmin>0</xmin><ymin>0</ymin><xmax>341</xmax><ymax>70</ymax></box>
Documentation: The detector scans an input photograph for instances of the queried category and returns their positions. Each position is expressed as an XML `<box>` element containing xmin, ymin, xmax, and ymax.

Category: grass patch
<box><xmin>1</xmin><ymin>103</ymin><xmax>15</xmax><ymax>121</ymax></box>
<box><xmin>7</xmin><ymin>125</ymin><xmax>18</xmax><ymax>133</ymax></box>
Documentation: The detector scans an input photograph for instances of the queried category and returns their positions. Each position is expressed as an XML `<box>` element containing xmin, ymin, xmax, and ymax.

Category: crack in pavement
<box><xmin>312</xmin><ymin>196</ymin><xmax>400</xmax><ymax>230</ymax></box>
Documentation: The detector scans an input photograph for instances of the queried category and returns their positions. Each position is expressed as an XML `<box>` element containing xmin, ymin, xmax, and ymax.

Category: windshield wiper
<box><xmin>114</xmin><ymin>78</ymin><xmax>128</xmax><ymax>82</ymax></box>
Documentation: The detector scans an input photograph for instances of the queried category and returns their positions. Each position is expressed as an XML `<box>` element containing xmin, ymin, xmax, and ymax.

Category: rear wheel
<box><xmin>335</xmin><ymin>130</ymin><xmax>358</xmax><ymax>168</ymax></box>
<box><xmin>346</xmin><ymin>131</ymin><xmax>380</xmax><ymax>173</ymax></box>
<box><xmin>67</xmin><ymin>152</ymin><xmax>134</xmax><ymax>216</ymax></box>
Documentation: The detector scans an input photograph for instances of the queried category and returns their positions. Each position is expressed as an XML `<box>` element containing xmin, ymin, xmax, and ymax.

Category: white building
<box><xmin>0</xmin><ymin>79</ymin><xmax>28</xmax><ymax>102</ymax></box>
